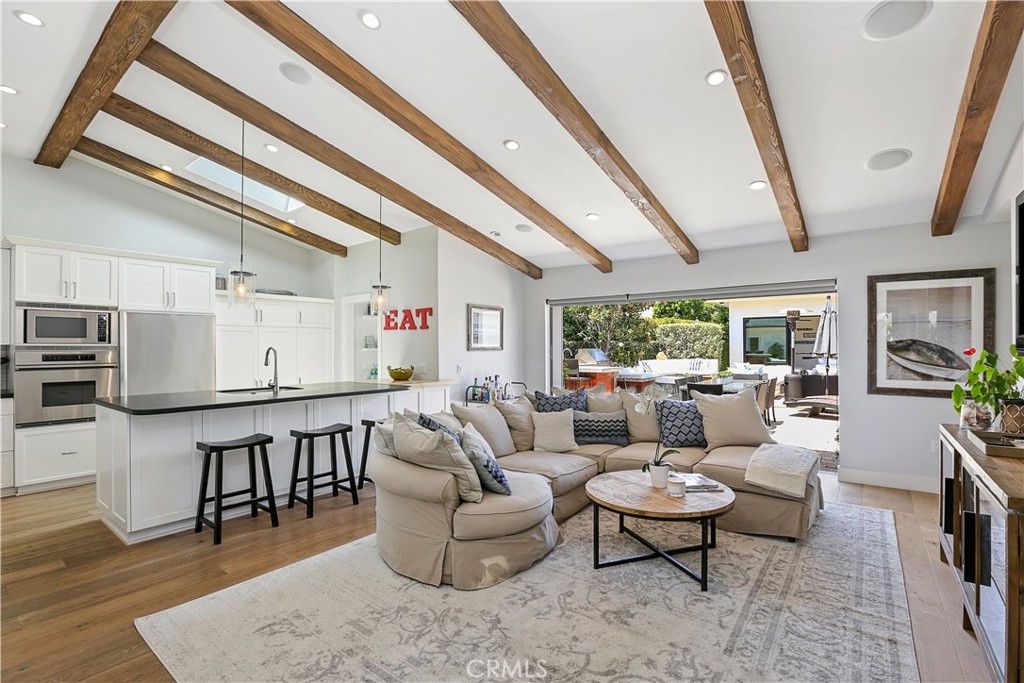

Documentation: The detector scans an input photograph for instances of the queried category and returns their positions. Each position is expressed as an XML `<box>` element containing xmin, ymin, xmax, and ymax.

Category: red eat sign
<box><xmin>383</xmin><ymin>307</ymin><xmax>433</xmax><ymax>331</ymax></box>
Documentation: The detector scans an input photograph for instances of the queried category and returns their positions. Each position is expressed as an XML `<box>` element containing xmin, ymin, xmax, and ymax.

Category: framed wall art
<box><xmin>467</xmin><ymin>304</ymin><xmax>503</xmax><ymax>351</ymax></box>
<box><xmin>867</xmin><ymin>268</ymin><xmax>995</xmax><ymax>398</ymax></box>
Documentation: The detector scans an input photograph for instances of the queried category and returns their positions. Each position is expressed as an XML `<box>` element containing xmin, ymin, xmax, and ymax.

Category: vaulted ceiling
<box><xmin>1</xmin><ymin>1</ymin><xmax>1022</xmax><ymax>277</ymax></box>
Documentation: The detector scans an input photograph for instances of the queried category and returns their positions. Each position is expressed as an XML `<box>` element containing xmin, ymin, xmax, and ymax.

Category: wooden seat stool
<box><xmin>358</xmin><ymin>418</ymin><xmax>385</xmax><ymax>490</ymax></box>
<box><xmin>194</xmin><ymin>433</ymin><xmax>279</xmax><ymax>545</ymax></box>
<box><xmin>287</xmin><ymin>423</ymin><xmax>358</xmax><ymax>518</ymax></box>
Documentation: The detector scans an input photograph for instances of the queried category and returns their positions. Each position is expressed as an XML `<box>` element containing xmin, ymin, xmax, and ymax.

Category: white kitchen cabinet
<box><xmin>297</xmin><ymin>327</ymin><xmax>333</xmax><ymax>385</ymax></box>
<box><xmin>298</xmin><ymin>301</ymin><xmax>333</xmax><ymax>328</ymax></box>
<box><xmin>15</xmin><ymin>422</ymin><xmax>96</xmax><ymax>486</ymax></box>
<box><xmin>257</xmin><ymin>298</ymin><xmax>298</xmax><ymax>327</ymax></box>
<box><xmin>14</xmin><ymin>247</ymin><xmax>118</xmax><ymax>306</ymax></box>
<box><xmin>1</xmin><ymin>398</ymin><xmax>13</xmax><ymax>491</ymax></box>
<box><xmin>216</xmin><ymin>325</ymin><xmax>260</xmax><ymax>390</ymax></box>
<box><xmin>119</xmin><ymin>258</ymin><xmax>170</xmax><ymax>311</ymax></box>
<box><xmin>215</xmin><ymin>294</ymin><xmax>258</xmax><ymax>326</ymax></box>
<box><xmin>70</xmin><ymin>253</ymin><xmax>118</xmax><ymax>306</ymax></box>
<box><xmin>169</xmin><ymin>264</ymin><xmax>216</xmax><ymax>313</ymax></box>
<box><xmin>257</xmin><ymin>327</ymin><xmax>299</xmax><ymax>386</ymax></box>
<box><xmin>2</xmin><ymin>248</ymin><xmax>12</xmax><ymax>345</ymax></box>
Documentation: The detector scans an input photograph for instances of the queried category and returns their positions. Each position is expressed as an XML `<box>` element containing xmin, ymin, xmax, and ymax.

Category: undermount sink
<box><xmin>218</xmin><ymin>386</ymin><xmax>303</xmax><ymax>394</ymax></box>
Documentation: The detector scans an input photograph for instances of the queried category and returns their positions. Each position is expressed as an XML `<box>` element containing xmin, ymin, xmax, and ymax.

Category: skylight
<box><xmin>185</xmin><ymin>157</ymin><xmax>305</xmax><ymax>213</ymax></box>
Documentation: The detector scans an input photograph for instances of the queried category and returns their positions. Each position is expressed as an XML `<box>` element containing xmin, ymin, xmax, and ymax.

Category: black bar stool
<box><xmin>358</xmin><ymin>418</ymin><xmax>385</xmax><ymax>490</ymax></box>
<box><xmin>287</xmin><ymin>423</ymin><xmax>358</xmax><ymax>517</ymax></box>
<box><xmin>194</xmin><ymin>433</ymin><xmax>279</xmax><ymax>545</ymax></box>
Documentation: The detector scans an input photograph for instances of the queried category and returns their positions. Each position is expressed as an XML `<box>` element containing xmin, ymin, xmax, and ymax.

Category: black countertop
<box><xmin>94</xmin><ymin>382</ymin><xmax>408</xmax><ymax>416</ymax></box>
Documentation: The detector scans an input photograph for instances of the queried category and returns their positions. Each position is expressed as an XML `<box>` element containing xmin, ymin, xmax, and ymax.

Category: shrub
<box><xmin>655</xmin><ymin>321</ymin><xmax>724</xmax><ymax>361</ymax></box>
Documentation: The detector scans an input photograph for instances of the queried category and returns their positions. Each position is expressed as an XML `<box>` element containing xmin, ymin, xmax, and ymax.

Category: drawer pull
<box><xmin>60</xmin><ymin>451</ymin><xmax>78</xmax><ymax>456</ymax></box>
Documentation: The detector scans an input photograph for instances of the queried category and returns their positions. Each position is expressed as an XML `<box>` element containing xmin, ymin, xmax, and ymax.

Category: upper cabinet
<box><xmin>256</xmin><ymin>298</ymin><xmax>297</xmax><ymax>327</ymax></box>
<box><xmin>14</xmin><ymin>246</ymin><xmax>117</xmax><ymax>306</ymax></box>
<box><xmin>119</xmin><ymin>258</ymin><xmax>215</xmax><ymax>314</ymax></box>
<box><xmin>169</xmin><ymin>264</ymin><xmax>216</xmax><ymax>313</ymax></box>
<box><xmin>298</xmin><ymin>301</ymin><xmax>333</xmax><ymax>328</ymax></box>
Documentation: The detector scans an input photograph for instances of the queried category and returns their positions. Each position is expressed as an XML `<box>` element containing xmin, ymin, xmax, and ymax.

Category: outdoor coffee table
<box><xmin>585</xmin><ymin>471</ymin><xmax>735</xmax><ymax>591</ymax></box>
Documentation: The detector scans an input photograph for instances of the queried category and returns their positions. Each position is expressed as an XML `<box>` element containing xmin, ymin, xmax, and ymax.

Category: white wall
<box><xmin>436</xmin><ymin>230</ymin><xmax>525</xmax><ymax>398</ymax></box>
<box><xmin>727</xmin><ymin>293</ymin><xmax>830</xmax><ymax>369</ymax></box>
<box><xmin>1</xmin><ymin>154</ymin><xmax>335</xmax><ymax>297</ymax></box>
<box><xmin>523</xmin><ymin>218</ymin><xmax>1012</xmax><ymax>493</ymax></box>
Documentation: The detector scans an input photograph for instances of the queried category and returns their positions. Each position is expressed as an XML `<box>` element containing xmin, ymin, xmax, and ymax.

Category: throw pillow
<box><xmin>535</xmin><ymin>389</ymin><xmax>586</xmax><ymax>413</ymax></box>
<box><xmin>573</xmin><ymin>409</ymin><xmax>628</xmax><ymax>446</ymax></box>
<box><xmin>495</xmin><ymin>395</ymin><xmax>535</xmax><ymax>452</ymax></box>
<box><xmin>691</xmin><ymin>390</ymin><xmax>776</xmax><ymax>453</ymax></box>
<box><xmin>531</xmin><ymin>410</ymin><xmax>578</xmax><ymax>453</ymax></box>
<box><xmin>656</xmin><ymin>399</ymin><xmax>707</xmax><ymax>448</ymax></box>
<box><xmin>553</xmin><ymin>383</ymin><xmax>606</xmax><ymax>396</ymax></box>
<box><xmin>586</xmin><ymin>390</ymin><xmax>623</xmax><ymax>413</ymax></box>
<box><xmin>460</xmin><ymin>422</ymin><xmax>512</xmax><ymax>495</ymax></box>
<box><xmin>403</xmin><ymin>409</ymin><xmax>463</xmax><ymax>434</ymax></box>
<box><xmin>451</xmin><ymin>403</ymin><xmax>517</xmax><ymax>456</ymax></box>
<box><xmin>391</xmin><ymin>414</ymin><xmax>483</xmax><ymax>503</ymax></box>
<box><xmin>373</xmin><ymin>415</ymin><xmax>398</xmax><ymax>457</ymax></box>
<box><xmin>417</xmin><ymin>413</ymin><xmax>463</xmax><ymax>445</ymax></box>
<box><xmin>618</xmin><ymin>389</ymin><xmax>661</xmax><ymax>443</ymax></box>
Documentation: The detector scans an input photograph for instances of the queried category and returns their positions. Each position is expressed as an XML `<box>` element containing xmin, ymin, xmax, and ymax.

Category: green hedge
<box><xmin>655</xmin><ymin>321</ymin><xmax>724</xmax><ymax>361</ymax></box>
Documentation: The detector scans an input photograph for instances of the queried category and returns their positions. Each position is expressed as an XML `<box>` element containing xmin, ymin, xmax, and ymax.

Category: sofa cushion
<box><xmin>692</xmin><ymin>390</ymin><xmax>775</xmax><ymax>452</ymax></box>
<box><xmin>532</xmin><ymin>410</ymin><xmax>578</xmax><ymax>453</ymax></box>
<box><xmin>498</xmin><ymin>452</ymin><xmax>599</xmax><ymax>497</ymax></box>
<box><xmin>392</xmin><ymin>414</ymin><xmax>482</xmax><ymax>503</ymax></box>
<box><xmin>494</xmin><ymin>395</ymin><xmax>535</xmax><ymax>452</ymax></box>
<box><xmin>460</xmin><ymin>423</ymin><xmax>512</xmax><ymax>496</ymax></box>
<box><xmin>603</xmin><ymin>441</ymin><xmax>706</xmax><ymax>474</ymax></box>
<box><xmin>693</xmin><ymin>445</ymin><xmax>819</xmax><ymax>500</ymax></box>
<box><xmin>618</xmin><ymin>390</ymin><xmax>661</xmax><ymax>443</ymax></box>
<box><xmin>573</xmin><ymin>409</ymin><xmax>628</xmax><ymax>446</ymax></box>
<box><xmin>656</xmin><ymin>399</ymin><xmax>706</xmax><ymax>448</ymax></box>
<box><xmin>452</xmin><ymin>471</ymin><xmax>552</xmax><ymax>540</ymax></box>
<box><xmin>566</xmin><ymin>443</ymin><xmax>620</xmax><ymax>472</ymax></box>
<box><xmin>536</xmin><ymin>389</ymin><xmax>586</xmax><ymax>412</ymax></box>
<box><xmin>451</xmin><ymin>403</ymin><xmax>517</xmax><ymax>457</ymax></box>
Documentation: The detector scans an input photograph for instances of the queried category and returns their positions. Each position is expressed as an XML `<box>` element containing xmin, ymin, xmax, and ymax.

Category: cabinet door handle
<box><xmin>60</xmin><ymin>451</ymin><xmax>78</xmax><ymax>456</ymax></box>
<box><xmin>172</xmin><ymin>292</ymin><xmax>177</xmax><ymax>309</ymax></box>
<box><xmin>72</xmin><ymin>282</ymin><xmax>78</xmax><ymax>300</ymax></box>
<box><xmin>163</xmin><ymin>291</ymin><xmax>168</xmax><ymax>308</ymax></box>
<box><xmin>62</xmin><ymin>280</ymin><xmax>68</xmax><ymax>298</ymax></box>
<box><xmin>298</xmin><ymin>311</ymin><xmax>303</xmax><ymax>324</ymax></box>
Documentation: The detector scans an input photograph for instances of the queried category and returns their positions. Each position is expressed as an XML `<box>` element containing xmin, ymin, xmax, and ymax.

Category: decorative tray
<box><xmin>965</xmin><ymin>429</ymin><xmax>1024</xmax><ymax>459</ymax></box>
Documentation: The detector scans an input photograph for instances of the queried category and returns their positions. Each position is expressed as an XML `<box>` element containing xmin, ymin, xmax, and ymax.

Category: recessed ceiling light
<box><xmin>264</xmin><ymin>143</ymin><xmax>279</xmax><ymax>153</ymax></box>
<box><xmin>0</xmin><ymin>85</ymin><xmax>19</xmax><ymax>95</ymax></box>
<box><xmin>287</xmin><ymin>219</ymin><xmax>297</xmax><ymax>224</ymax></box>
<box><xmin>489</xmin><ymin>230</ymin><xmax>501</xmax><ymax>237</ymax></box>
<box><xmin>514</xmin><ymin>223</ymin><xmax>533</xmax><ymax>233</ymax></box>
<box><xmin>358</xmin><ymin>9</ymin><xmax>381</xmax><ymax>30</ymax></box>
<box><xmin>13</xmin><ymin>10</ymin><xmax>43</xmax><ymax>27</ymax></box>
<box><xmin>279</xmin><ymin>62</ymin><xmax>311</xmax><ymax>85</ymax></box>
<box><xmin>865</xmin><ymin>148</ymin><xmax>913</xmax><ymax>171</ymax></box>
<box><xmin>748</xmin><ymin>180</ymin><xmax>768</xmax><ymax>191</ymax></box>
<box><xmin>862</xmin><ymin>0</ymin><xmax>932</xmax><ymax>41</ymax></box>
<box><xmin>159</xmin><ymin>164</ymin><xmax>173</xmax><ymax>172</ymax></box>
<box><xmin>705</xmin><ymin>70</ymin><xmax>728</xmax><ymax>86</ymax></box>
<box><xmin>586</xmin><ymin>213</ymin><xmax>600</xmax><ymax>221</ymax></box>
<box><xmin>503</xmin><ymin>139</ymin><xmax>520</xmax><ymax>151</ymax></box>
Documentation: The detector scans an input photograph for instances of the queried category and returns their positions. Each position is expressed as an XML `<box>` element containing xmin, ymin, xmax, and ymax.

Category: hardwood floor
<box><xmin>1</xmin><ymin>475</ymin><xmax>991</xmax><ymax>682</ymax></box>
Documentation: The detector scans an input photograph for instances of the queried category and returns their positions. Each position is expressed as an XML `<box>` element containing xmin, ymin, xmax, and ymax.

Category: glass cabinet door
<box><xmin>975</xmin><ymin>481</ymin><xmax>1007</xmax><ymax>678</ymax></box>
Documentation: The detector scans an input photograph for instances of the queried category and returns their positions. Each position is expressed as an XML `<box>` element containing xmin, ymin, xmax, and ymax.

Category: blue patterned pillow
<box><xmin>460</xmin><ymin>423</ymin><xmax>512</xmax><ymax>495</ymax></box>
<box><xmin>656</xmin><ymin>400</ymin><xmax>707</xmax><ymax>448</ymax></box>
<box><xmin>573</xmin><ymin>410</ymin><xmax>628</xmax><ymax>446</ymax></box>
<box><xmin>418</xmin><ymin>414</ymin><xmax>462</xmax><ymax>446</ymax></box>
<box><xmin>536</xmin><ymin>389</ymin><xmax>586</xmax><ymax>413</ymax></box>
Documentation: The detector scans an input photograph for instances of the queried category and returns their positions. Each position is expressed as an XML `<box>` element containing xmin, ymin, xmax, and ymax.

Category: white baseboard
<box><xmin>838</xmin><ymin>467</ymin><xmax>938</xmax><ymax>494</ymax></box>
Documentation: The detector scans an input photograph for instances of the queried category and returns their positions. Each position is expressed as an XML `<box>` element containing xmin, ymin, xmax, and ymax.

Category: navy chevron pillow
<box><xmin>418</xmin><ymin>414</ymin><xmax>462</xmax><ymax>446</ymax></box>
<box><xmin>536</xmin><ymin>389</ymin><xmax>587</xmax><ymax>413</ymax></box>
<box><xmin>656</xmin><ymin>399</ymin><xmax>706</xmax><ymax>448</ymax></box>
<box><xmin>573</xmin><ymin>409</ymin><xmax>629</xmax><ymax>446</ymax></box>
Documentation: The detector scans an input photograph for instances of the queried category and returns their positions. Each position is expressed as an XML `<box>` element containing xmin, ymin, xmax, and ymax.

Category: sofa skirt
<box><xmin>715</xmin><ymin>476</ymin><xmax>824</xmax><ymax>540</ymax></box>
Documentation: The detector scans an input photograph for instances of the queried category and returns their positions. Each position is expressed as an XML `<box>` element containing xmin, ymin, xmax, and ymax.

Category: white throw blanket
<box><xmin>745</xmin><ymin>443</ymin><xmax>820</xmax><ymax>499</ymax></box>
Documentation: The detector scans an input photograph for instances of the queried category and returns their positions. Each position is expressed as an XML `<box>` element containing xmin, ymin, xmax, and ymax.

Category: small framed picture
<box><xmin>364</xmin><ymin>335</ymin><xmax>377</xmax><ymax>349</ymax></box>
<box><xmin>467</xmin><ymin>304</ymin><xmax>503</xmax><ymax>351</ymax></box>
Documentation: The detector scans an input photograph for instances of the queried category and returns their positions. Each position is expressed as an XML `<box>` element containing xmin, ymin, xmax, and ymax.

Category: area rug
<box><xmin>136</xmin><ymin>503</ymin><xmax>919</xmax><ymax>682</ymax></box>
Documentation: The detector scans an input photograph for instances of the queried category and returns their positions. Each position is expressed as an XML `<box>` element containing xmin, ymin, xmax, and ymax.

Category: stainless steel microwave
<box><xmin>17</xmin><ymin>307</ymin><xmax>116</xmax><ymax>345</ymax></box>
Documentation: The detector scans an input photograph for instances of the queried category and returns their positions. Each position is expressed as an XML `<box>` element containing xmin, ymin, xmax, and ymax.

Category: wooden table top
<box><xmin>585</xmin><ymin>471</ymin><xmax>735</xmax><ymax>520</ymax></box>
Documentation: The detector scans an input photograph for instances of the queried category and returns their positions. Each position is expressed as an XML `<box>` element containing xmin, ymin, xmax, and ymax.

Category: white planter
<box><xmin>649</xmin><ymin>464</ymin><xmax>673</xmax><ymax>489</ymax></box>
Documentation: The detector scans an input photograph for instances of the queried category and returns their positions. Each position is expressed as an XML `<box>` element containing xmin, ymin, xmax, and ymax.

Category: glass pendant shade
<box><xmin>370</xmin><ymin>280</ymin><xmax>390</xmax><ymax>316</ymax></box>
<box><xmin>229</xmin><ymin>262</ymin><xmax>257</xmax><ymax>308</ymax></box>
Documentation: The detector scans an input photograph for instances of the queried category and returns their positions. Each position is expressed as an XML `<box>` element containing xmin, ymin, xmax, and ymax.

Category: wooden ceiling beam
<box><xmin>704</xmin><ymin>0</ymin><xmax>809</xmax><ymax>253</ymax></box>
<box><xmin>74</xmin><ymin>137</ymin><xmax>348</xmax><ymax>257</ymax></box>
<box><xmin>136</xmin><ymin>41</ymin><xmax>542</xmax><ymax>279</ymax></box>
<box><xmin>101</xmin><ymin>94</ymin><xmax>402</xmax><ymax>245</ymax></box>
<box><xmin>932</xmin><ymin>1</ymin><xmax>1024</xmax><ymax>236</ymax></box>
<box><xmin>227</xmin><ymin>0</ymin><xmax>611</xmax><ymax>274</ymax></box>
<box><xmin>451</xmin><ymin>0</ymin><xmax>700</xmax><ymax>265</ymax></box>
<box><xmin>35</xmin><ymin>1</ymin><xmax>177</xmax><ymax>168</ymax></box>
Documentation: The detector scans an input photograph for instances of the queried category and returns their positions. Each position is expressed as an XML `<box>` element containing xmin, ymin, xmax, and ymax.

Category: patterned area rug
<box><xmin>136</xmin><ymin>503</ymin><xmax>919</xmax><ymax>682</ymax></box>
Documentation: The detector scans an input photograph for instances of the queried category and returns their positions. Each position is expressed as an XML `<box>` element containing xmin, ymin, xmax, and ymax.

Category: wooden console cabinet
<box><xmin>939</xmin><ymin>425</ymin><xmax>1023</xmax><ymax>682</ymax></box>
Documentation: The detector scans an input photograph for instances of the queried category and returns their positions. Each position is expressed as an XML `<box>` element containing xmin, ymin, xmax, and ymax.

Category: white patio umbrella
<box><xmin>812</xmin><ymin>295</ymin><xmax>838</xmax><ymax>395</ymax></box>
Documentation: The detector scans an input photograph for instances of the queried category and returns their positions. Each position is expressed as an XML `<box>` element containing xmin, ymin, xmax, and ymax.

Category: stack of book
<box><xmin>671</xmin><ymin>473</ymin><xmax>723</xmax><ymax>493</ymax></box>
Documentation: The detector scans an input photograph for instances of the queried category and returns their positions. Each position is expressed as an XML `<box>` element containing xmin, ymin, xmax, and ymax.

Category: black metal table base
<box><xmin>592</xmin><ymin>503</ymin><xmax>718</xmax><ymax>591</ymax></box>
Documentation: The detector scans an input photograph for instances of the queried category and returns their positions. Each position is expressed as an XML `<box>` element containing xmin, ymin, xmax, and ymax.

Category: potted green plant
<box><xmin>642</xmin><ymin>444</ymin><xmax>680</xmax><ymax>488</ymax></box>
<box><xmin>952</xmin><ymin>345</ymin><xmax>1024</xmax><ymax>433</ymax></box>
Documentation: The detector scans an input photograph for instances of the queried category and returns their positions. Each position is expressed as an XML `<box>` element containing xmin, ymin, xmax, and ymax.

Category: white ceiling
<box><xmin>1</xmin><ymin>1</ymin><xmax>1021</xmax><ymax>269</ymax></box>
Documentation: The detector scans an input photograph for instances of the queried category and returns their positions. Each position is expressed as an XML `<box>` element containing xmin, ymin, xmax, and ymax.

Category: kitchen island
<box><xmin>94</xmin><ymin>381</ymin><xmax>453</xmax><ymax>544</ymax></box>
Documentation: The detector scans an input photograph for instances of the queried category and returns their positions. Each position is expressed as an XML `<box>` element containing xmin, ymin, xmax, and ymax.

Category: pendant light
<box><xmin>370</xmin><ymin>194</ymin><xmax>390</xmax><ymax>315</ymax></box>
<box><xmin>229</xmin><ymin>120</ymin><xmax>257</xmax><ymax>308</ymax></box>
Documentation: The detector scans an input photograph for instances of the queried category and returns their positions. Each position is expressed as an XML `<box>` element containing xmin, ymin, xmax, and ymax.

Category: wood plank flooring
<box><xmin>1</xmin><ymin>475</ymin><xmax>992</xmax><ymax>682</ymax></box>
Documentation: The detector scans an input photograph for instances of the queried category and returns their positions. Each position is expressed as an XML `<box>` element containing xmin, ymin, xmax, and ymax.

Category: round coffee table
<box><xmin>585</xmin><ymin>470</ymin><xmax>735</xmax><ymax>591</ymax></box>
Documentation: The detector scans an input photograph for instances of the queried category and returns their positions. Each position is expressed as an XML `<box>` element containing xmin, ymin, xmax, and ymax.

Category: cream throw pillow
<box><xmin>618</xmin><ymin>389</ymin><xmax>661</xmax><ymax>443</ymax></box>
<box><xmin>401</xmin><ymin>409</ymin><xmax>463</xmax><ymax>434</ymax></box>
<box><xmin>373</xmin><ymin>415</ymin><xmax>398</xmax><ymax>457</ymax></box>
<box><xmin>691</xmin><ymin>390</ymin><xmax>776</xmax><ymax>452</ymax></box>
<box><xmin>586</xmin><ymin>390</ymin><xmax>623</xmax><ymax>413</ymax></box>
<box><xmin>392</xmin><ymin>414</ymin><xmax>482</xmax><ymax>502</ymax></box>
<box><xmin>495</xmin><ymin>395</ymin><xmax>535</xmax><ymax>452</ymax></box>
<box><xmin>531</xmin><ymin>410</ymin><xmax>578</xmax><ymax>453</ymax></box>
<box><xmin>451</xmin><ymin>403</ymin><xmax>517</xmax><ymax>456</ymax></box>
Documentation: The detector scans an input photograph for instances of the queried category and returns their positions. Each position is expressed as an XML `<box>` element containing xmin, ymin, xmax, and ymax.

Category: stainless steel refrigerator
<box><xmin>119</xmin><ymin>312</ymin><xmax>216</xmax><ymax>396</ymax></box>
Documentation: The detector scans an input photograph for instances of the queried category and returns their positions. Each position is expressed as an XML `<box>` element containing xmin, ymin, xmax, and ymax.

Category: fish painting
<box><xmin>886</xmin><ymin>339</ymin><xmax>969</xmax><ymax>381</ymax></box>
